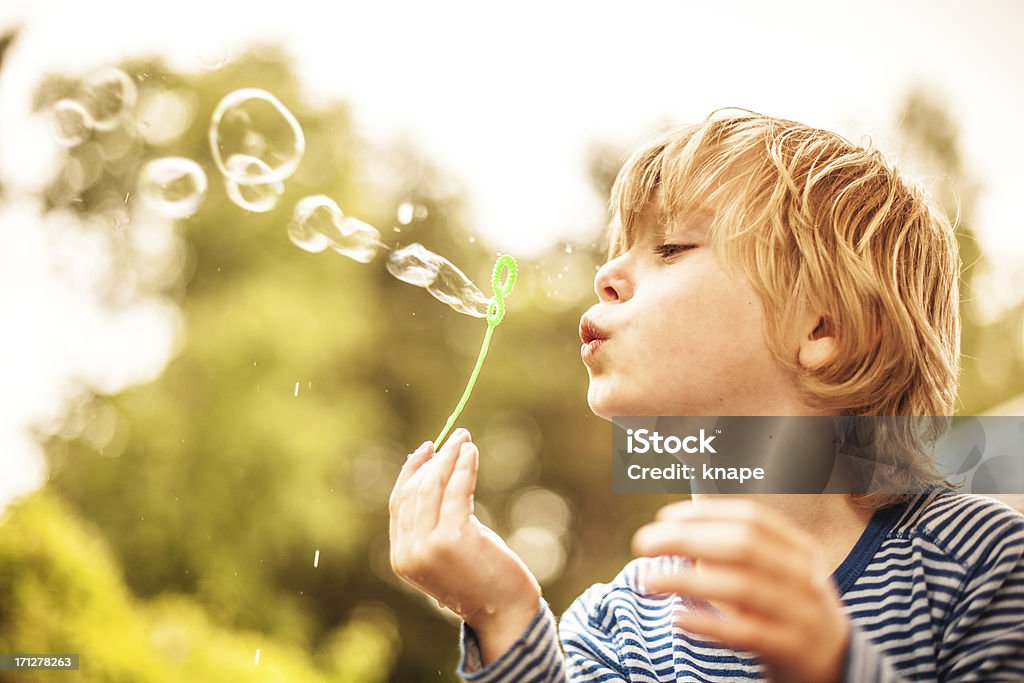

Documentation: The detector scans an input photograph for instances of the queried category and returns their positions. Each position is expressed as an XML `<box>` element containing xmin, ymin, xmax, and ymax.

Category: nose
<box><xmin>594</xmin><ymin>253</ymin><xmax>633</xmax><ymax>302</ymax></box>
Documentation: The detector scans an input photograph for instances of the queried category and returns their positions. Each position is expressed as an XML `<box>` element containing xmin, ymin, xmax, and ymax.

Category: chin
<box><xmin>586</xmin><ymin>383</ymin><xmax>640</xmax><ymax>421</ymax></box>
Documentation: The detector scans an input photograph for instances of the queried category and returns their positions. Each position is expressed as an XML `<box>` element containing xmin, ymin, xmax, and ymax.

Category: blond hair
<box><xmin>608</xmin><ymin>110</ymin><xmax>962</xmax><ymax>508</ymax></box>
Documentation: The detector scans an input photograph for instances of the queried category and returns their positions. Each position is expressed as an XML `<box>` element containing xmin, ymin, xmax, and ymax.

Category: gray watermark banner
<box><xmin>611</xmin><ymin>416</ymin><xmax>1024</xmax><ymax>495</ymax></box>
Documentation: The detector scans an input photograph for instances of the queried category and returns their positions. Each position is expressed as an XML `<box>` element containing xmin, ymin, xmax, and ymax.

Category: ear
<box><xmin>797</xmin><ymin>314</ymin><xmax>836</xmax><ymax>370</ymax></box>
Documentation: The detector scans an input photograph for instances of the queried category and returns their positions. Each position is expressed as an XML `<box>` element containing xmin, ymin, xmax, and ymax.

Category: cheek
<box><xmin>654</xmin><ymin>276</ymin><xmax>770</xmax><ymax>371</ymax></box>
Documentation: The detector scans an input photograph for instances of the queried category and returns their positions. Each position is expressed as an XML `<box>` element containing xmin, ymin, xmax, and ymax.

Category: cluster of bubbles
<box><xmin>287</xmin><ymin>199</ymin><xmax>490</xmax><ymax>316</ymax></box>
<box><xmin>51</xmin><ymin>67</ymin><xmax>138</xmax><ymax>147</ymax></box>
<box><xmin>47</xmin><ymin>67</ymin><xmax>496</xmax><ymax>319</ymax></box>
<box><xmin>139</xmin><ymin>87</ymin><xmax>302</xmax><ymax>217</ymax></box>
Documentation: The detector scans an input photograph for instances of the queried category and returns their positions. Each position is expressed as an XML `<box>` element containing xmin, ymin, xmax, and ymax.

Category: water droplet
<box><xmin>210</xmin><ymin>88</ymin><xmax>304</xmax><ymax>186</ymax></box>
<box><xmin>386</xmin><ymin>242</ymin><xmax>489</xmax><ymax>318</ymax></box>
<box><xmin>51</xmin><ymin>99</ymin><xmax>93</xmax><ymax>147</ymax></box>
<box><xmin>564</xmin><ymin>244</ymin><xmax>574</xmax><ymax>254</ymax></box>
<box><xmin>138</xmin><ymin>157</ymin><xmax>207</xmax><ymax>219</ymax></box>
<box><xmin>81</xmin><ymin>67</ymin><xmax>137</xmax><ymax>131</ymax></box>
<box><xmin>313</xmin><ymin>549</ymin><xmax>320</xmax><ymax>568</ymax></box>
<box><xmin>396</xmin><ymin>201</ymin><xmax>414</xmax><ymax>225</ymax></box>
<box><xmin>288</xmin><ymin>195</ymin><xmax>382</xmax><ymax>263</ymax></box>
<box><xmin>294</xmin><ymin>382</ymin><xmax>300</xmax><ymax>397</ymax></box>
<box><xmin>224</xmin><ymin>154</ymin><xmax>283</xmax><ymax>213</ymax></box>
<box><xmin>414</xmin><ymin>204</ymin><xmax>429</xmax><ymax>221</ymax></box>
<box><xmin>254</xmin><ymin>648</ymin><xmax>261</xmax><ymax>666</ymax></box>
<box><xmin>468</xmin><ymin>235</ymin><xmax>477</xmax><ymax>244</ymax></box>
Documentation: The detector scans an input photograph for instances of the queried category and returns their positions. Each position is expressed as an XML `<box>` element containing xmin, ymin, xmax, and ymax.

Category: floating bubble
<box><xmin>414</xmin><ymin>204</ymin><xmax>429</xmax><ymax>221</ymax></box>
<box><xmin>396</xmin><ymin>201</ymin><xmax>414</xmax><ymax>225</ymax></box>
<box><xmin>288</xmin><ymin>195</ymin><xmax>383</xmax><ymax>263</ymax></box>
<box><xmin>224</xmin><ymin>155</ymin><xmax>284</xmax><ymax>213</ymax></box>
<box><xmin>387</xmin><ymin>242</ymin><xmax>490</xmax><ymax>318</ymax></box>
<box><xmin>138</xmin><ymin>157</ymin><xmax>207</xmax><ymax>219</ymax></box>
<box><xmin>51</xmin><ymin>99</ymin><xmax>93</xmax><ymax>147</ymax></box>
<box><xmin>387</xmin><ymin>243</ymin><xmax>441</xmax><ymax>287</ymax></box>
<box><xmin>210</xmin><ymin>89</ymin><xmax>305</xmax><ymax>186</ymax></box>
<box><xmin>81</xmin><ymin>67</ymin><xmax>137</xmax><ymax>131</ymax></box>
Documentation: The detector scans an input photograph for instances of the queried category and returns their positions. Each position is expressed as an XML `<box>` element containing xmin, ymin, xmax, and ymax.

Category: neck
<box><xmin>691</xmin><ymin>493</ymin><xmax>876</xmax><ymax>575</ymax></box>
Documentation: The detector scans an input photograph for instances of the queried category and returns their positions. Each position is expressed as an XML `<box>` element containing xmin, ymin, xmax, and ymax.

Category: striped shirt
<box><xmin>457</xmin><ymin>489</ymin><xmax>1024</xmax><ymax>681</ymax></box>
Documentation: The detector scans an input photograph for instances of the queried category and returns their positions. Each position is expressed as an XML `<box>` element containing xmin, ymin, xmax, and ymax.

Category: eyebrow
<box><xmin>658</xmin><ymin>220</ymin><xmax>708</xmax><ymax>240</ymax></box>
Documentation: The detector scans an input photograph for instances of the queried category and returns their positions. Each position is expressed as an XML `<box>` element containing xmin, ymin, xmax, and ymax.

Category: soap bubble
<box><xmin>138</xmin><ymin>157</ymin><xmax>207</xmax><ymax>219</ymax></box>
<box><xmin>224</xmin><ymin>155</ymin><xmax>284</xmax><ymax>213</ymax></box>
<box><xmin>288</xmin><ymin>195</ymin><xmax>383</xmax><ymax>263</ymax></box>
<box><xmin>210</xmin><ymin>89</ymin><xmax>305</xmax><ymax>186</ymax></box>
<box><xmin>81</xmin><ymin>67</ymin><xmax>137</xmax><ymax>131</ymax></box>
<box><xmin>51</xmin><ymin>99</ymin><xmax>93</xmax><ymax>147</ymax></box>
<box><xmin>387</xmin><ymin>242</ymin><xmax>490</xmax><ymax>318</ymax></box>
<box><xmin>386</xmin><ymin>243</ymin><xmax>441</xmax><ymax>287</ymax></box>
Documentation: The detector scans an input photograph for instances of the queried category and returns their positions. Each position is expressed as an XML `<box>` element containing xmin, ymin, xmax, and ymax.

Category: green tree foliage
<box><xmin>0</xmin><ymin>490</ymin><xmax>396</xmax><ymax>682</ymax></box>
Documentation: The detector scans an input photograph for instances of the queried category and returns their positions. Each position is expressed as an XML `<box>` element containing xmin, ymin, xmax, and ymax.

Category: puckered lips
<box><xmin>579</xmin><ymin>315</ymin><xmax>610</xmax><ymax>365</ymax></box>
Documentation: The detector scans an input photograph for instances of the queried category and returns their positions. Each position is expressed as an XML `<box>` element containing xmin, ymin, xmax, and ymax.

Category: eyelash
<box><xmin>653</xmin><ymin>243</ymin><xmax>697</xmax><ymax>258</ymax></box>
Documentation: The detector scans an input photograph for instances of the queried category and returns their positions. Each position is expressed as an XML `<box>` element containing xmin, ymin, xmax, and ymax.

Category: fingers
<box><xmin>633</xmin><ymin>519</ymin><xmax>810</xmax><ymax>585</ymax></box>
<box><xmin>674</xmin><ymin>608</ymin><xmax>795</xmax><ymax>657</ymax></box>
<box><xmin>390</xmin><ymin>440</ymin><xmax>435</xmax><ymax>532</ymax></box>
<box><xmin>654</xmin><ymin>499</ymin><xmax>816</xmax><ymax>558</ymax></box>
<box><xmin>438</xmin><ymin>441</ymin><xmax>478</xmax><ymax>532</ymax></box>
<box><xmin>644</xmin><ymin>564</ymin><xmax>815</xmax><ymax>625</ymax></box>
<box><xmin>390</xmin><ymin>440</ymin><xmax>435</xmax><ymax>565</ymax></box>
<box><xmin>393</xmin><ymin>440</ymin><xmax>436</xmax><ymax>500</ymax></box>
<box><xmin>634</xmin><ymin>500</ymin><xmax>820</xmax><ymax>587</ymax></box>
<box><xmin>412</xmin><ymin>429</ymin><xmax>472</xmax><ymax>538</ymax></box>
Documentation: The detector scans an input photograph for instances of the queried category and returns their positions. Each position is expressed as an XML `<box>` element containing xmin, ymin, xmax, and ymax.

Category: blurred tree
<box><xmin>0</xmin><ymin>28</ymin><xmax>17</xmax><ymax>201</ymax></box>
<box><xmin>20</xmin><ymin>44</ymin><xmax>653</xmax><ymax>682</ymax></box>
<box><xmin>0</xmin><ymin>490</ymin><xmax>394</xmax><ymax>682</ymax></box>
<box><xmin>896</xmin><ymin>87</ymin><xmax>1024</xmax><ymax>413</ymax></box>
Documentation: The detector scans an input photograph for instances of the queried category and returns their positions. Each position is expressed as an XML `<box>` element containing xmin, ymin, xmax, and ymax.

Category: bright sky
<box><xmin>1</xmin><ymin>0</ymin><xmax>1022</xmax><ymax>510</ymax></box>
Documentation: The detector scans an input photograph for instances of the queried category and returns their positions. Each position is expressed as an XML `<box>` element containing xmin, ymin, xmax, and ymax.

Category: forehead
<box><xmin>633</xmin><ymin>197</ymin><xmax>712</xmax><ymax>239</ymax></box>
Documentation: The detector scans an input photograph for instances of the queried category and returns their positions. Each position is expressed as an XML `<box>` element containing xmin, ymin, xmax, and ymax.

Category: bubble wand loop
<box><xmin>434</xmin><ymin>255</ymin><xmax>517</xmax><ymax>446</ymax></box>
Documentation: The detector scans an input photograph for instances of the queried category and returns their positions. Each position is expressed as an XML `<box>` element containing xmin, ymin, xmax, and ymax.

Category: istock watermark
<box><xmin>611</xmin><ymin>416</ymin><xmax>1024</xmax><ymax>495</ymax></box>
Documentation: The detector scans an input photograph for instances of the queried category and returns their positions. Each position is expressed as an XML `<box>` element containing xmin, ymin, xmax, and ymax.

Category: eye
<box><xmin>653</xmin><ymin>243</ymin><xmax>697</xmax><ymax>258</ymax></box>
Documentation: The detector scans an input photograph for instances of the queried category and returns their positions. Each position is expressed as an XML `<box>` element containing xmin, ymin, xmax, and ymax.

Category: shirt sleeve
<box><xmin>842</xmin><ymin>619</ymin><xmax>911</xmax><ymax>683</ymax></box>
<box><xmin>937</xmin><ymin>515</ymin><xmax>1024</xmax><ymax>681</ymax></box>
<box><xmin>457</xmin><ymin>597</ymin><xmax>567</xmax><ymax>682</ymax></box>
<box><xmin>457</xmin><ymin>587</ymin><xmax>632</xmax><ymax>683</ymax></box>
<box><xmin>843</xmin><ymin>511</ymin><xmax>1024</xmax><ymax>683</ymax></box>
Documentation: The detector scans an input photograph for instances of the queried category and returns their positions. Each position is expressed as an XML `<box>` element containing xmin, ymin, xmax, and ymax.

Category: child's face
<box><xmin>581</xmin><ymin>193</ymin><xmax>800</xmax><ymax>418</ymax></box>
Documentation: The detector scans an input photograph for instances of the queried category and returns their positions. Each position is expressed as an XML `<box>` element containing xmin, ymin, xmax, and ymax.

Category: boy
<box><xmin>388</xmin><ymin>111</ymin><xmax>1024</xmax><ymax>681</ymax></box>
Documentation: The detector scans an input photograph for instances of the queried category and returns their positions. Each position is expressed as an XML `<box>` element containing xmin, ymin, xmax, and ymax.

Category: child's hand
<box><xmin>388</xmin><ymin>428</ymin><xmax>542</xmax><ymax>656</ymax></box>
<box><xmin>632</xmin><ymin>499</ymin><xmax>850</xmax><ymax>683</ymax></box>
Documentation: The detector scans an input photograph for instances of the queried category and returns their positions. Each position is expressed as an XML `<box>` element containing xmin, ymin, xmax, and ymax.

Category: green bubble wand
<box><xmin>434</xmin><ymin>254</ymin><xmax>518</xmax><ymax>446</ymax></box>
